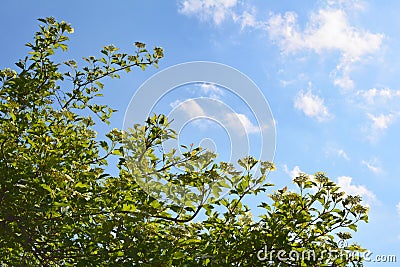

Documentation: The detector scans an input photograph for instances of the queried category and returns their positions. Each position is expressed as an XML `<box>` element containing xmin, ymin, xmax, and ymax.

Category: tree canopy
<box><xmin>0</xmin><ymin>17</ymin><xmax>369</xmax><ymax>266</ymax></box>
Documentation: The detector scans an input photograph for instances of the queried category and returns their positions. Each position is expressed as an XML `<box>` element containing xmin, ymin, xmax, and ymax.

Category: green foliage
<box><xmin>0</xmin><ymin>17</ymin><xmax>368</xmax><ymax>266</ymax></box>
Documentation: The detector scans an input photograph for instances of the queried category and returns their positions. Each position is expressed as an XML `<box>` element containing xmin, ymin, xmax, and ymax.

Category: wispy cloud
<box><xmin>354</xmin><ymin>87</ymin><xmax>400</xmax><ymax>141</ymax></box>
<box><xmin>327</xmin><ymin>0</ymin><xmax>366</xmax><ymax>10</ymax></box>
<box><xmin>337</xmin><ymin>176</ymin><xmax>377</xmax><ymax>206</ymax></box>
<box><xmin>367</xmin><ymin>113</ymin><xmax>394</xmax><ymax>130</ymax></box>
<box><xmin>325</xmin><ymin>146</ymin><xmax>350</xmax><ymax>160</ymax></box>
<box><xmin>364</xmin><ymin>113</ymin><xmax>395</xmax><ymax>141</ymax></box>
<box><xmin>178</xmin><ymin>0</ymin><xmax>238</xmax><ymax>25</ymax></box>
<box><xmin>170</xmin><ymin>99</ymin><xmax>205</xmax><ymax>117</ymax></box>
<box><xmin>357</xmin><ymin>88</ymin><xmax>400</xmax><ymax>105</ymax></box>
<box><xmin>169</xmin><ymin>98</ymin><xmax>263</xmax><ymax>135</ymax></box>
<box><xmin>361</xmin><ymin>158</ymin><xmax>382</xmax><ymax>174</ymax></box>
<box><xmin>199</xmin><ymin>83</ymin><xmax>224</xmax><ymax>99</ymax></box>
<box><xmin>266</xmin><ymin>8</ymin><xmax>383</xmax><ymax>90</ymax></box>
<box><xmin>294</xmin><ymin>90</ymin><xmax>332</xmax><ymax>122</ymax></box>
<box><xmin>178</xmin><ymin>0</ymin><xmax>262</xmax><ymax>30</ymax></box>
<box><xmin>225</xmin><ymin>112</ymin><xmax>261</xmax><ymax>135</ymax></box>
<box><xmin>337</xmin><ymin>149</ymin><xmax>350</xmax><ymax>160</ymax></box>
<box><xmin>396</xmin><ymin>202</ymin><xmax>400</xmax><ymax>217</ymax></box>
<box><xmin>232</xmin><ymin>8</ymin><xmax>263</xmax><ymax>30</ymax></box>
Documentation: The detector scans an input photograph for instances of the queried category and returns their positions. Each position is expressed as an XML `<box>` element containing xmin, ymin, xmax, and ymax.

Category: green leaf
<box><xmin>122</xmin><ymin>204</ymin><xmax>136</xmax><ymax>212</ymax></box>
<box><xmin>349</xmin><ymin>224</ymin><xmax>358</xmax><ymax>232</ymax></box>
<box><xmin>99</xmin><ymin>140</ymin><xmax>109</xmax><ymax>151</ymax></box>
<box><xmin>10</xmin><ymin>111</ymin><xmax>16</xmax><ymax>121</ymax></box>
<box><xmin>112</xmin><ymin>148</ymin><xmax>123</xmax><ymax>156</ymax></box>
<box><xmin>150</xmin><ymin>200</ymin><xmax>161</xmax><ymax>209</ymax></box>
<box><xmin>41</xmin><ymin>184</ymin><xmax>52</xmax><ymax>193</ymax></box>
<box><xmin>173</xmin><ymin>251</ymin><xmax>185</xmax><ymax>259</ymax></box>
<box><xmin>75</xmin><ymin>182</ymin><xmax>89</xmax><ymax>189</ymax></box>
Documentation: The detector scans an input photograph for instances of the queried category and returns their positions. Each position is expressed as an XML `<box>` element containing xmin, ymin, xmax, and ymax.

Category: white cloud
<box><xmin>170</xmin><ymin>99</ymin><xmax>182</xmax><ymax>109</ymax></box>
<box><xmin>337</xmin><ymin>176</ymin><xmax>377</xmax><ymax>206</ymax></box>
<box><xmin>333</xmin><ymin>74</ymin><xmax>354</xmax><ymax>90</ymax></box>
<box><xmin>267</xmin><ymin>9</ymin><xmax>383</xmax><ymax>57</ymax></box>
<box><xmin>357</xmin><ymin>88</ymin><xmax>400</xmax><ymax>104</ymax></box>
<box><xmin>170</xmin><ymin>99</ymin><xmax>214</xmax><ymax>131</ymax></box>
<box><xmin>171</xmin><ymin>99</ymin><xmax>205</xmax><ymax>118</ymax></box>
<box><xmin>337</xmin><ymin>149</ymin><xmax>350</xmax><ymax>160</ymax></box>
<box><xmin>294</xmin><ymin>90</ymin><xmax>332</xmax><ymax>122</ymax></box>
<box><xmin>325</xmin><ymin>146</ymin><xmax>350</xmax><ymax>160</ymax></box>
<box><xmin>367</xmin><ymin>113</ymin><xmax>394</xmax><ymax>130</ymax></box>
<box><xmin>179</xmin><ymin>0</ymin><xmax>262</xmax><ymax>30</ymax></box>
<box><xmin>266</xmin><ymin>11</ymin><xmax>303</xmax><ymax>53</ymax></box>
<box><xmin>361</xmin><ymin>159</ymin><xmax>382</xmax><ymax>174</ymax></box>
<box><xmin>364</xmin><ymin>113</ymin><xmax>395</xmax><ymax>141</ymax></box>
<box><xmin>327</xmin><ymin>0</ymin><xmax>366</xmax><ymax>10</ymax></box>
<box><xmin>396</xmin><ymin>202</ymin><xmax>400</xmax><ymax>217</ymax></box>
<box><xmin>283</xmin><ymin>165</ymin><xmax>303</xmax><ymax>180</ymax></box>
<box><xmin>232</xmin><ymin>8</ymin><xmax>264</xmax><ymax>30</ymax></box>
<box><xmin>199</xmin><ymin>83</ymin><xmax>224</xmax><ymax>99</ymax></box>
<box><xmin>170</xmin><ymin>98</ymin><xmax>262</xmax><ymax>135</ymax></box>
<box><xmin>266</xmin><ymin>7</ymin><xmax>383</xmax><ymax>90</ymax></box>
<box><xmin>225</xmin><ymin>112</ymin><xmax>261</xmax><ymax>135</ymax></box>
<box><xmin>178</xmin><ymin>0</ymin><xmax>238</xmax><ymax>25</ymax></box>
<box><xmin>236</xmin><ymin>10</ymin><xmax>257</xmax><ymax>29</ymax></box>
<box><xmin>357</xmin><ymin>88</ymin><xmax>400</xmax><ymax>117</ymax></box>
<box><xmin>354</xmin><ymin>88</ymin><xmax>400</xmax><ymax>141</ymax></box>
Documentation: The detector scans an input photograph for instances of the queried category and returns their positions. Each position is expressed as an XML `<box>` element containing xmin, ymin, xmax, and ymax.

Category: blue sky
<box><xmin>1</xmin><ymin>0</ymin><xmax>399</xmax><ymax>264</ymax></box>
